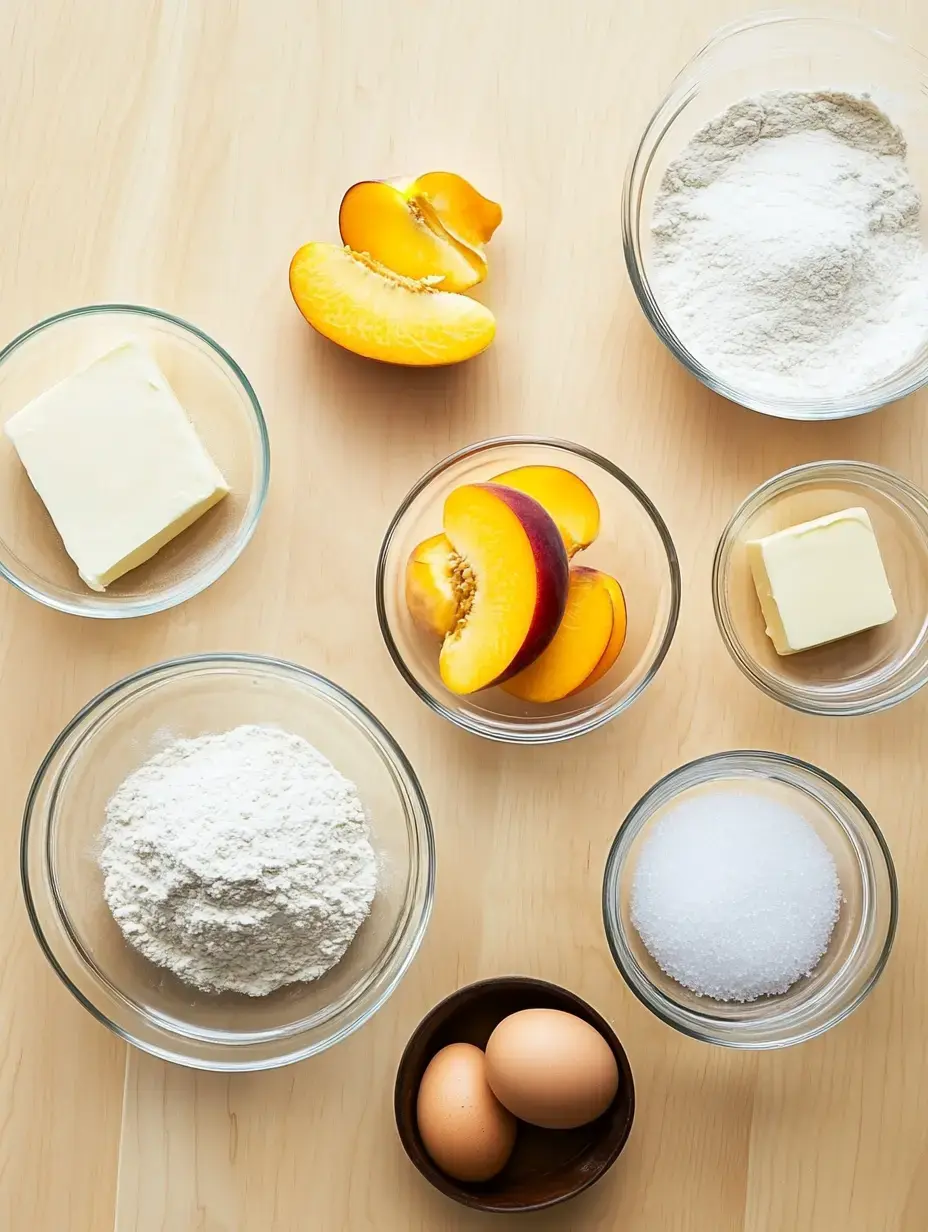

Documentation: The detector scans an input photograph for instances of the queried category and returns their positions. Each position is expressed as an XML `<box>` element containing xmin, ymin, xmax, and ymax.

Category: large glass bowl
<box><xmin>376</xmin><ymin>437</ymin><xmax>680</xmax><ymax>744</ymax></box>
<box><xmin>603</xmin><ymin>751</ymin><xmax>897</xmax><ymax>1049</ymax></box>
<box><xmin>623</xmin><ymin>14</ymin><xmax>928</xmax><ymax>419</ymax></box>
<box><xmin>713</xmin><ymin>461</ymin><xmax>928</xmax><ymax>715</ymax></box>
<box><xmin>0</xmin><ymin>304</ymin><xmax>269</xmax><ymax>616</ymax></box>
<box><xmin>21</xmin><ymin>655</ymin><xmax>435</xmax><ymax>1071</ymax></box>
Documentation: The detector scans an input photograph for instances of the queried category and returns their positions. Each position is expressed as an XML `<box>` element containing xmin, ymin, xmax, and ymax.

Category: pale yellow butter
<box><xmin>747</xmin><ymin>508</ymin><xmax>896</xmax><ymax>656</ymax></box>
<box><xmin>4</xmin><ymin>341</ymin><xmax>228</xmax><ymax>591</ymax></box>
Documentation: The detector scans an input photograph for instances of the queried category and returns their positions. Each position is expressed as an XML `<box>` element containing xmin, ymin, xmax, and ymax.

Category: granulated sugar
<box><xmin>630</xmin><ymin>791</ymin><xmax>841</xmax><ymax>1002</ymax></box>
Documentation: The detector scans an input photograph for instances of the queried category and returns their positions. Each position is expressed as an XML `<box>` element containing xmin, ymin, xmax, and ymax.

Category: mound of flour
<box><xmin>99</xmin><ymin>725</ymin><xmax>377</xmax><ymax>996</ymax></box>
<box><xmin>650</xmin><ymin>91</ymin><xmax>928</xmax><ymax>399</ymax></box>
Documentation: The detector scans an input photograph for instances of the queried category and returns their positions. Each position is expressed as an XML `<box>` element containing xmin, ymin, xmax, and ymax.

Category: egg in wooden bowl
<box><xmin>394</xmin><ymin>976</ymin><xmax>635</xmax><ymax>1213</ymax></box>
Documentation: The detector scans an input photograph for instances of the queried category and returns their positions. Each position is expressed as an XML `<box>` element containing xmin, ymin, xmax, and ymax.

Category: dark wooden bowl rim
<box><xmin>394</xmin><ymin>976</ymin><xmax>636</xmax><ymax>1214</ymax></box>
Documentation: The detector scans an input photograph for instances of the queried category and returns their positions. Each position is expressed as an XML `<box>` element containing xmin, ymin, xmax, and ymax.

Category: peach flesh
<box><xmin>576</xmin><ymin>570</ymin><xmax>627</xmax><ymax>691</ymax></box>
<box><xmin>502</xmin><ymin>567</ymin><xmax>615</xmax><ymax>703</ymax></box>
<box><xmin>437</xmin><ymin>484</ymin><xmax>569</xmax><ymax>695</ymax></box>
<box><xmin>405</xmin><ymin>533</ymin><xmax>457</xmax><ymax>638</ymax></box>
<box><xmin>339</xmin><ymin>180</ymin><xmax>485</xmax><ymax>292</ymax></box>
<box><xmin>288</xmin><ymin>243</ymin><xmax>496</xmax><ymax>366</ymax></box>
<box><xmin>410</xmin><ymin>171</ymin><xmax>503</xmax><ymax>249</ymax></box>
<box><xmin>490</xmin><ymin>465</ymin><xmax>600</xmax><ymax>558</ymax></box>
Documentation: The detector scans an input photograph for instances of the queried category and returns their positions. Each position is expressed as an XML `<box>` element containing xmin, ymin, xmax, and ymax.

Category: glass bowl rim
<box><xmin>621</xmin><ymin>10</ymin><xmax>928</xmax><ymax>421</ymax></box>
<box><xmin>712</xmin><ymin>459</ymin><xmax>928</xmax><ymax>715</ymax></box>
<box><xmin>602</xmin><ymin>748</ymin><xmax>899</xmax><ymax>1049</ymax></box>
<box><xmin>375</xmin><ymin>435</ymin><xmax>682</xmax><ymax>745</ymax></box>
<box><xmin>20</xmin><ymin>652</ymin><xmax>436</xmax><ymax>1071</ymax></box>
<box><xmin>0</xmin><ymin>302</ymin><xmax>271</xmax><ymax>619</ymax></box>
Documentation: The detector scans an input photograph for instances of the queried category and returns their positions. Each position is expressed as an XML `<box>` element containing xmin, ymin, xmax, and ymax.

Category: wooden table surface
<box><xmin>2</xmin><ymin>1</ymin><xmax>928</xmax><ymax>1229</ymax></box>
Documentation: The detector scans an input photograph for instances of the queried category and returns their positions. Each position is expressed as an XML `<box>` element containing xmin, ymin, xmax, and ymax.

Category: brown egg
<box><xmin>415</xmin><ymin>1042</ymin><xmax>517</xmax><ymax>1182</ymax></box>
<box><xmin>485</xmin><ymin>1009</ymin><xmax>619</xmax><ymax>1129</ymax></box>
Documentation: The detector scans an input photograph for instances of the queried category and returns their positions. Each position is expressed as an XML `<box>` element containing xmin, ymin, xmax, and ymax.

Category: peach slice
<box><xmin>339</xmin><ymin>181</ymin><xmax>485</xmax><ymax>292</ymax></box>
<box><xmin>339</xmin><ymin>172</ymin><xmax>501</xmax><ymax>292</ymax></box>
<box><xmin>405</xmin><ymin>532</ymin><xmax>457</xmax><ymax>638</ymax></box>
<box><xmin>491</xmin><ymin>466</ymin><xmax>600</xmax><ymax>557</ymax></box>
<box><xmin>577</xmin><ymin>571</ymin><xmax>627</xmax><ymax>691</ymax></box>
<box><xmin>411</xmin><ymin>172</ymin><xmax>503</xmax><ymax>250</ymax></box>
<box><xmin>502</xmin><ymin>567</ymin><xmax>616</xmax><ymax>703</ymax></box>
<box><xmin>289</xmin><ymin>243</ymin><xmax>496</xmax><ymax>366</ymax></box>
<box><xmin>405</xmin><ymin>484</ymin><xmax>569</xmax><ymax>695</ymax></box>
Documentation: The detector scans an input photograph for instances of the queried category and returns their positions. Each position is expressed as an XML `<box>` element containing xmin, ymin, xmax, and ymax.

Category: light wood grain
<box><xmin>1</xmin><ymin>0</ymin><xmax>928</xmax><ymax>1228</ymax></box>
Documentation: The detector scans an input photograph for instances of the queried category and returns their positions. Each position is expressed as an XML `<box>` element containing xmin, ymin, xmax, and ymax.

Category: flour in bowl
<box><xmin>650</xmin><ymin>91</ymin><xmax>928</xmax><ymax>400</ymax></box>
<box><xmin>99</xmin><ymin>724</ymin><xmax>377</xmax><ymax>996</ymax></box>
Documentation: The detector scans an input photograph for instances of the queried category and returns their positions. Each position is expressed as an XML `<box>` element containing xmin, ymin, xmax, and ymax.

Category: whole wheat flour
<box><xmin>650</xmin><ymin>91</ymin><xmax>928</xmax><ymax>400</ymax></box>
<box><xmin>99</xmin><ymin>724</ymin><xmax>377</xmax><ymax>996</ymax></box>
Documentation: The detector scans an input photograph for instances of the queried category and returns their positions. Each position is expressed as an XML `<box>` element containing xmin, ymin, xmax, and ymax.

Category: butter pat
<box><xmin>747</xmin><ymin>508</ymin><xmax>896</xmax><ymax>655</ymax></box>
<box><xmin>4</xmin><ymin>342</ymin><xmax>228</xmax><ymax>591</ymax></box>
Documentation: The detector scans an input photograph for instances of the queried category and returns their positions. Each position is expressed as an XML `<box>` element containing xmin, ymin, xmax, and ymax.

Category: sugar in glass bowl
<box><xmin>0</xmin><ymin>304</ymin><xmax>269</xmax><ymax>616</ymax></box>
<box><xmin>376</xmin><ymin>437</ymin><xmax>680</xmax><ymax>743</ymax></box>
<box><xmin>21</xmin><ymin>654</ymin><xmax>435</xmax><ymax>1071</ymax></box>
<box><xmin>603</xmin><ymin>751</ymin><xmax>897</xmax><ymax>1049</ymax></box>
<box><xmin>623</xmin><ymin>13</ymin><xmax>928</xmax><ymax>419</ymax></box>
<box><xmin>714</xmin><ymin>461</ymin><xmax>928</xmax><ymax>716</ymax></box>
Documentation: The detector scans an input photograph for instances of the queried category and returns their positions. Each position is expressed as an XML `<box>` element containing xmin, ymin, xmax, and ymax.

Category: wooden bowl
<box><xmin>394</xmin><ymin>976</ymin><xmax>635</xmax><ymax>1213</ymax></box>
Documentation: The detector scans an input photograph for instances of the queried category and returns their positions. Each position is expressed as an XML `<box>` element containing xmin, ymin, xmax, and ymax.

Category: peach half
<box><xmin>503</xmin><ymin>567</ymin><xmax>626</xmax><ymax>703</ymax></box>
<box><xmin>339</xmin><ymin>172</ymin><xmax>502</xmax><ymax>292</ymax></box>
<box><xmin>289</xmin><ymin>243</ymin><xmax>496</xmax><ymax>366</ymax></box>
<box><xmin>491</xmin><ymin>465</ymin><xmax>600</xmax><ymax>557</ymax></box>
<box><xmin>405</xmin><ymin>484</ymin><xmax>569</xmax><ymax>695</ymax></box>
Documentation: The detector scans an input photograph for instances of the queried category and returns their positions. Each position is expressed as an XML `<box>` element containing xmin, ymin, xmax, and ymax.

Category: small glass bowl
<box><xmin>0</xmin><ymin>304</ymin><xmax>269</xmax><ymax>616</ymax></box>
<box><xmin>21</xmin><ymin>654</ymin><xmax>435</xmax><ymax>1071</ymax></box>
<box><xmin>602</xmin><ymin>751</ymin><xmax>897</xmax><ymax>1049</ymax></box>
<box><xmin>376</xmin><ymin>437</ymin><xmax>680</xmax><ymax>743</ymax></box>
<box><xmin>623</xmin><ymin>13</ymin><xmax>928</xmax><ymax>419</ymax></box>
<box><xmin>713</xmin><ymin>460</ymin><xmax>928</xmax><ymax>716</ymax></box>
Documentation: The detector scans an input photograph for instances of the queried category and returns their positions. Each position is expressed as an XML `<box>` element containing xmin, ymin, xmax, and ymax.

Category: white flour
<box><xmin>99</xmin><ymin>724</ymin><xmax>377</xmax><ymax>996</ymax></box>
<box><xmin>651</xmin><ymin>91</ymin><xmax>928</xmax><ymax>399</ymax></box>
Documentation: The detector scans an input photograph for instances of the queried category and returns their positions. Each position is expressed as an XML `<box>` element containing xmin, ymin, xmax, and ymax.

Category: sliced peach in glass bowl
<box><xmin>491</xmin><ymin>466</ymin><xmax>601</xmax><ymax>558</ymax></box>
<box><xmin>377</xmin><ymin>438</ymin><xmax>680</xmax><ymax>744</ymax></box>
<box><xmin>289</xmin><ymin>243</ymin><xmax>495</xmax><ymax>366</ymax></box>
<box><xmin>405</xmin><ymin>533</ymin><xmax>457</xmax><ymax>639</ymax></box>
<box><xmin>339</xmin><ymin>172</ymin><xmax>501</xmax><ymax>293</ymax></box>
<box><xmin>406</xmin><ymin>484</ymin><xmax>569</xmax><ymax>695</ymax></box>
<box><xmin>502</xmin><ymin>567</ymin><xmax>617</xmax><ymax>703</ymax></box>
<box><xmin>579</xmin><ymin>572</ymin><xmax>627</xmax><ymax>691</ymax></box>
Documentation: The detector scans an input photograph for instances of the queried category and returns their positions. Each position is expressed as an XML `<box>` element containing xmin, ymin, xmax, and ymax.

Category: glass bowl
<box><xmin>376</xmin><ymin>437</ymin><xmax>680</xmax><ymax>743</ymax></box>
<box><xmin>713</xmin><ymin>461</ymin><xmax>928</xmax><ymax>716</ymax></box>
<box><xmin>21</xmin><ymin>654</ymin><xmax>435</xmax><ymax>1071</ymax></box>
<box><xmin>0</xmin><ymin>304</ymin><xmax>269</xmax><ymax>616</ymax></box>
<box><xmin>623</xmin><ymin>13</ymin><xmax>928</xmax><ymax>419</ymax></box>
<box><xmin>602</xmin><ymin>751</ymin><xmax>897</xmax><ymax>1049</ymax></box>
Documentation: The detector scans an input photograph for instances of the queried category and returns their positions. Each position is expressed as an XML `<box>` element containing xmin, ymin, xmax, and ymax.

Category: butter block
<box><xmin>4</xmin><ymin>341</ymin><xmax>228</xmax><ymax>591</ymax></box>
<box><xmin>747</xmin><ymin>508</ymin><xmax>896</xmax><ymax>656</ymax></box>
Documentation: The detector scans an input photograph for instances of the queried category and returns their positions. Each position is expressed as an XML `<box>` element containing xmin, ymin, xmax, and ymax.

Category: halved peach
<box><xmin>405</xmin><ymin>533</ymin><xmax>457</xmax><ymax>638</ymax></box>
<box><xmin>339</xmin><ymin>181</ymin><xmax>485</xmax><ymax>292</ymax></box>
<box><xmin>491</xmin><ymin>466</ymin><xmax>600</xmax><ymax>557</ymax></box>
<box><xmin>576</xmin><ymin>571</ymin><xmax>627</xmax><ymax>691</ymax></box>
<box><xmin>502</xmin><ymin>567</ymin><xmax>616</xmax><ymax>703</ymax></box>
<box><xmin>405</xmin><ymin>484</ymin><xmax>568</xmax><ymax>695</ymax></box>
<box><xmin>339</xmin><ymin>172</ymin><xmax>501</xmax><ymax>292</ymax></box>
<box><xmin>289</xmin><ymin>243</ymin><xmax>496</xmax><ymax>366</ymax></box>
